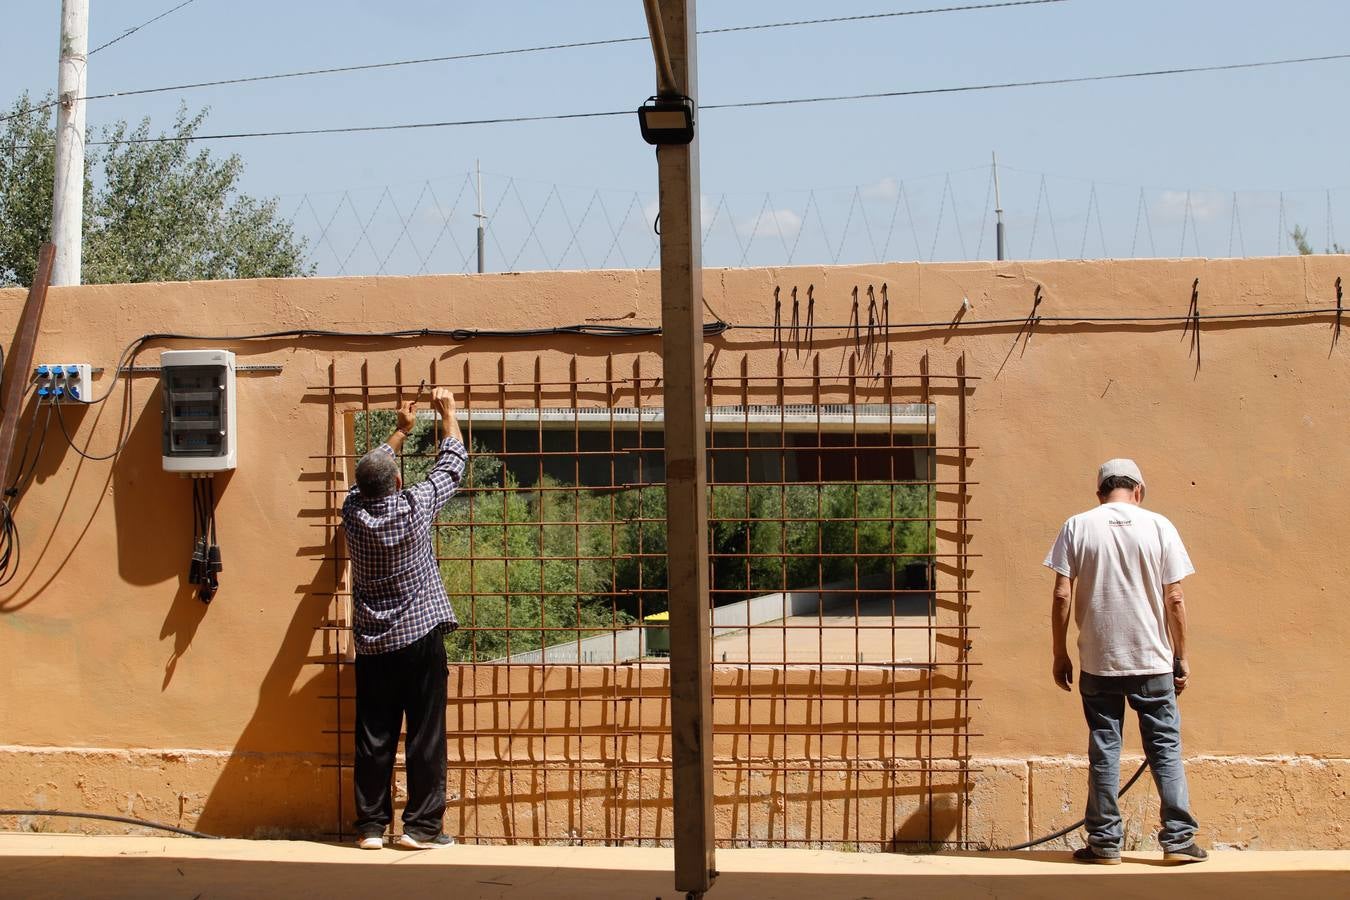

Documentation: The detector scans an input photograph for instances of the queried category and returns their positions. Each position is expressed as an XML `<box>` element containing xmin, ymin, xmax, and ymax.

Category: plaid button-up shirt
<box><xmin>341</xmin><ymin>436</ymin><xmax>467</xmax><ymax>655</ymax></box>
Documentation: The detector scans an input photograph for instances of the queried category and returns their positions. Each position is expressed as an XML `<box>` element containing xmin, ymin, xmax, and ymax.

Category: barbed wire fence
<box><xmin>279</xmin><ymin>165</ymin><xmax>1348</xmax><ymax>276</ymax></box>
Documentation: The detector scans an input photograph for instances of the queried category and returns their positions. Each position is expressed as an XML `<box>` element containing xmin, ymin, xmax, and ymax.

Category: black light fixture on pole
<box><xmin>638</xmin><ymin>94</ymin><xmax>696</xmax><ymax>145</ymax></box>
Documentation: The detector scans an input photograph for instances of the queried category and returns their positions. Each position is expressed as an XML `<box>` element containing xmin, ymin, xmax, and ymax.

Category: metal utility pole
<box><xmin>643</xmin><ymin>0</ymin><xmax>715</xmax><ymax>896</ymax></box>
<box><xmin>51</xmin><ymin>0</ymin><xmax>89</xmax><ymax>286</ymax></box>
<box><xmin>474</xmin><ymin>159</ymin><xmax>486</xmax><ymax>273</ymax></box>
<box><xmin>992</xmin><ymin>151</ymin><xmax>1006</xmax><ymax>261</ymax></box>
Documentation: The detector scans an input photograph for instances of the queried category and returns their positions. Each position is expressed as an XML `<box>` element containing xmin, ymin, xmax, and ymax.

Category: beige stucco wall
<box><xmin>0</xmin><ymin>257</ymin><xmax>1346</xmax><ymax>847</ymax></box>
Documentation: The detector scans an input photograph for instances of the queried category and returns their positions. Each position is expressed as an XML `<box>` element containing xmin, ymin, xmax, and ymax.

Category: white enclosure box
<box><xmin>161</xmin><ymin>350</ymin><xmax>237</xmax><ymax>473</ymax></box>
<box><xmin>32</xmin><ymin>363</ymin><xmax>92</xmax><ymax>403</ymax></box>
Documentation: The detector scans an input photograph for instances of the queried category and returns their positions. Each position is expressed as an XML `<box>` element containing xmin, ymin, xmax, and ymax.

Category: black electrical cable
<box><xmin>996</xmin><ymin>760</ymin><xmax>1150</xmax><ymax>851</ymax></box>
<box><xmin>56</xmin><ymin>400</ymin><xmax>135</xmax><ymax>462</ymax></box>
<box><xmin>50</xmin><ymin>322</ymin><xmax>733</xmax><ymax>465</ymax></box>
<box><xmin>0</xmin><ymin>388</ymin><xmax>47</xmax><ymax>589</ymax></box>
<box><xmin>0</xmin><ymin>500</ymin><xmax>20</xmax><ymax>590</ymax></box>
<box><xmin>10</xmin><ymin>403</ymin><xmax>54</xmax><ymax>503</ymax></box>
<box><xmin>736</xmin><ymin>304</ymin><xmax>1346</xmax><ymax>331</ymax></box>
<box><xmin>31</xmin><ymin>51</ymin><xmax>1350</xmax><ymax>147</ymax></box>
<box><xmin>0</xmin><ymin>1</ymin><xmax>1069</xmax><ymax>125</ymax></box>
<box><xmin>188</xmin><ymin>477</ymin><xmax>221</xmax><ymax>603</ymax></box>
<box><xmin>45</xmin><ymin>302</ymin><xmax>1336</xmax><ymax>465</ymax></box>
<box><xmin>0</xmin><ymin>809</ymin><xmax>220</xmax><ymax>840</ymax></box>
<box><xmin>7</xmin><ymin>389</ymin><xmax>46</xmax><ymax>494</ymax></box>
<box><xmin>89</xmin><ymin>0</ymin><xmax>202</xmax><ymax>57</ymax></box>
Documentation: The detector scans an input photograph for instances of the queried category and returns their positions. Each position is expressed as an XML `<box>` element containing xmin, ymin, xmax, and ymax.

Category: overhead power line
<box><xmin>702</xmin><ymin>51</ymin><xmax>1350</xmax><ymax>111</ymax></box>
<box><xmin>1</xmin><ymin>1</ymin><xmax>1066</xmax><ymax>123</ymax></box>
<box><xmin>89</xmin><ymin>0</ymin><xmax>201</xmax><ymax>56</ymax></box>
<box><xmin>78</xmin><ymin>51</ymin><xmax>1350</xmax><ymax>146</ymax></box>
<box><xmin>0</xmin><ymin>0</ymin><xmax>203</xmax><ymax>127</ymax></box>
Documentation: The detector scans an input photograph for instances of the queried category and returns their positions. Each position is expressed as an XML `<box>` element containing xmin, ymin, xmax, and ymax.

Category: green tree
<box><xmin>0</xmin><ymin>92</ymin><xmax>310</xmax><ymax>286</ymax></box>
<box><xmin>1291</xmin><ymin>224</ymin><xmax>1345</xmax><ymax>256</ymax></box>
<box><xmin>351</xmin><ymin>413</ymin><xmax>936</xmax><ymax>663</ymax></box>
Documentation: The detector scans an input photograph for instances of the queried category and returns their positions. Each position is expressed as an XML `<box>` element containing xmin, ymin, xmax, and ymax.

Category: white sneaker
<box><xmin>396</xmin><ymin>832</ymin><xmax>456</xmax><ymax>850</ymax></box>
<box><xmin>356</xmin><ymin>835</ymin><xmax>384</xmax><ymax>850</ymax></box>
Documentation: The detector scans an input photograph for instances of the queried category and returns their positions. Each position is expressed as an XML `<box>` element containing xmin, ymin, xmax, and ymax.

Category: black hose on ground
<box><xmin>0</xmin><ymin>809</ymin><xmax>221</xmax><ymax>840</ymax></box>
<box><xmin>3</xmin><ymin>761</ymin><xmax>1156</xmax><ymax>848</ymax></box>
<box><xmin>995</xmin><ymin>759</ymin><xmax>1150</xmax><ymax>851</ymax></box>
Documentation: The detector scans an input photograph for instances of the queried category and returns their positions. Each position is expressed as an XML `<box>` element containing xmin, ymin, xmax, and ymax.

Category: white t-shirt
<box><xmin>1043</xmin><ymin>502</ymin><xmax>1195</xmax><ymax>677</ymax></box>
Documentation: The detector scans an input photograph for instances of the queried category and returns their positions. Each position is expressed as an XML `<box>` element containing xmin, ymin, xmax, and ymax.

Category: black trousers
<box><xmin>353</xmin><ymin>628</ymin><xmax>448</xmax><ymax>840</ymax></box>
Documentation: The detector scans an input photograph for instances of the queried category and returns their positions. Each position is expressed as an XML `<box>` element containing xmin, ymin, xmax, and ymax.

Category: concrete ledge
<box><xmin>1</xmin><ymin>835</ymin><xmax>1346</xmax><ymax>899</ymax></box>
<box><xmin>5</xmin><ymin>747</ymin><xmax>1346</xmax><ymax>849</ymax></box>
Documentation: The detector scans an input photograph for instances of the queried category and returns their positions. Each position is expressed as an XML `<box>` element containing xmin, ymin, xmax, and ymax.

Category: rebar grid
<box><xmin>310</xmin><ymin>349</ymin><xmax>973</xmax><ymax>850</ymax></box>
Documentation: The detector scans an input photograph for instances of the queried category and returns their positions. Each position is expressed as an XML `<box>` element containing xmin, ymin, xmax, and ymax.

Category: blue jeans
<box><xmin>1080</xmin><ymin>671</ymin><xmax>1199</xmax><ymax>853</ymax></box>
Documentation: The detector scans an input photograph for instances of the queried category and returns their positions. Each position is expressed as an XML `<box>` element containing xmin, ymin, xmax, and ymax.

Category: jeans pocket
<box><xmin>1137</xmin><ymin>673</ymin><xmax>1174</xmax><ymax>699</ymax></box>
<box><xmin>1079</xmin><ymin>671</ymin><xmax>1114</xmax><ymax>697</ymax></box>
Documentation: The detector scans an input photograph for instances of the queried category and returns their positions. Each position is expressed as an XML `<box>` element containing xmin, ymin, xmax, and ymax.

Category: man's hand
<box><xmin>1053</xmin><ymin>653</ymin><xmax>1074</xmax><ymax>692</ymax></box>
<box><xmin>396</xmin><ymin>399</ymin><xmax>417</xmax><ymax>435</ymax></box>
<box><xmin>432</xmin><ymin>387</ymin><xmax>456</xmax><ymax>420</ymax></box>
<box><xmin>432</xmin><ymin>387</ymin><xmax>464</xmax><ymax>443</ymax></box>
<box><xmin>1173</xmin><ymin>657</ymin><xmax>1190</xmax><ymax>694</ymax></box>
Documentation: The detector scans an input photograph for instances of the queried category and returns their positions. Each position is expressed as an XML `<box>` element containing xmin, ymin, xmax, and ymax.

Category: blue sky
<box><xmin>3</xmin><ymin>1</ymin><xmax>1349</xmax><ymax>273</ymax></box>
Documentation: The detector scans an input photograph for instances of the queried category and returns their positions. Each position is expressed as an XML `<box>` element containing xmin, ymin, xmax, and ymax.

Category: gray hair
<box><xmin>355</xmin><ymin>450</ymin><xmax>399</xmax><ymax>499</ymax></box>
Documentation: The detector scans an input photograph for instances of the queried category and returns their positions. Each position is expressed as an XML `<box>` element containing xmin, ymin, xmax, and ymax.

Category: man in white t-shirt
<box><xmin>1044</xmin><ymin>459</ymin><xmax>1206</xmax><ymax>864</ymax></box>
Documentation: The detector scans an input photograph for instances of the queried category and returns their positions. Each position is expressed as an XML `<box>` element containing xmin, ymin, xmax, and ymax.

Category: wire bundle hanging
<box><xmin>0</xmin><ymin>390</ymin><xmax>53</xmax><ymax>589</ymax></box>
<box><xmin>189</xmin><ymin>477</ymin><xmax>221</xmax><ymax>603</ymax></box>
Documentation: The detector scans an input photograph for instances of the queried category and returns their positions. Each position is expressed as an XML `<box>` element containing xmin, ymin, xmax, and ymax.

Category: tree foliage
<box><xmin>1291</xmin><ymin>224</ymin><xmax>1345</xmax><ymax>256</ymax></box>
<box><xmin>0</xmin><ymin>92</ymin><xmax>310</xmax><ymax>286</ymax></box>
<box><xmin>352</xmin><ymin>413</ymin><xmax>934</xmax><ymax>663</ymax></box>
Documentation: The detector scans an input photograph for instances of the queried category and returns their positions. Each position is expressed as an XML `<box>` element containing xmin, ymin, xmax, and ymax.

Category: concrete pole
<box><xmin>646</xmin><ymin>1</ymin><xmax>715</xmax><ymax>896</ymax></box>
<box><xmin>51</xmin><ymin>0</ymin><xmax>89</xmax><ymax>286</ymax></box>
<box><xmin>992</xmin><ymin>151</ymin><xmax>1006</xmax><ymax>262</ymax></box>
<box><xmin>474</xmin><ymin>159</ymin><xmax>486</xmax><ymax>273</ymax></box>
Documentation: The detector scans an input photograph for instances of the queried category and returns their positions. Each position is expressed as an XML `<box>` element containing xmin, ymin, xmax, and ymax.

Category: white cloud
<box><xmin>1155</xmin><ymin>190</ymin><xmax>1225</xmax><ymax>224</ymax></box>
<box><xmin>643</xmin><ymin>194</ymin><xmax>716</xmax><ymax>229</ymax></box>
<box><xmin>863</xmin><ymin>176</ymin><xmax>900</xmax><ymax>201</ymax></box>
<box><xmin>735</xmin><ymin>207</ymin><xmax>802</xmax><ymax>239</ymax></box>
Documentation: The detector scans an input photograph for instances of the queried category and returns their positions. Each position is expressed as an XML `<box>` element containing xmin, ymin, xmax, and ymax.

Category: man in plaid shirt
<box><xmin>342</xmin><ymin>386</ymin><xmax>466</xmax><ymax>850</ymax></box>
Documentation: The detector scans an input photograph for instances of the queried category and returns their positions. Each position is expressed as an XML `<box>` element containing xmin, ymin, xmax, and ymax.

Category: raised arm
<box><xmin>344</xmin><ymin>399</ymin><xmax>418</xmax><ymax>502</ymax></box>
<box><xmin>405</xmin><ymin>388</ymin><xmax>467</xmax><ymax>520</ymax></box>
<box><xmin>437</xmin><ymin>386</ymin><xmax>464</xmax><ymax>445</ymax></box>
<box><xmin>385</xmin><ymin>398</ymin><xmax>417</xmax><ymax>454</ymax></box>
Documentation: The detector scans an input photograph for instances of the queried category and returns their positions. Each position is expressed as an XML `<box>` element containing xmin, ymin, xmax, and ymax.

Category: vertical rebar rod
<box><xmin>329</xmin><ymin>358</ymin><xmax>345</xmax><ymax>840</ymax></box>
<box><xmin>921</xmin><ymin>351</ymin><xmax>935</xmax><ymax>845</ymax></box>
<box><xmin>957</xmin><ymin>351</ymin><xmax>971</xmax><ymax>844</ymax></box>
<box><xmin>535</xmin><ymin>357</ymin><xmax>548</xmax><ymax>842</ymax></box>
<box><xmin>461</xmin><ymin>356</ymin><xmax>481</xmax><ymax>842</ymax></box>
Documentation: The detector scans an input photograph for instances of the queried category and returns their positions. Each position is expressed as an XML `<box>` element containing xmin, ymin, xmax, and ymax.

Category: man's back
<box><xmin>342</xmin><ymin>436</ymin><xmax>466</xmax><ymax>654</ymax></box>
<box><xmin>1045</xmin><ymin>502</ymin><xmax>1194</xmax><ymax>676</ymax></box>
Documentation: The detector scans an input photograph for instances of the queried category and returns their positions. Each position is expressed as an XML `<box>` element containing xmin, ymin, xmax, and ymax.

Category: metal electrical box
<box><xmin>161</xmin><ymin>350</ymin><xmax>237</xmax><ymax>473</ymax></box>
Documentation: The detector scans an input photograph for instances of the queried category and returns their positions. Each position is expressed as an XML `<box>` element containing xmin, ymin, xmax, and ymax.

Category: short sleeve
<box><xmin>1160</xmin><ymin>520</ymin><xmax>1195</xmax><ymax>584</ymax></box>
<box><xmin>1043</xmin><ymin>520</ymin><xmax>1074</xmax><ymax>577</ymax></box>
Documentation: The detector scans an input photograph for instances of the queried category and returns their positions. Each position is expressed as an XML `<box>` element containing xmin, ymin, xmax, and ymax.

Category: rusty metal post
<box><xmin>647</xmin><ymin>0</ymin><xmax>714</xmax><ymax>893</ymax></box>
<box><xmin>0</xmin><ymin>244</ymin><xmax>55</xmax><ymax>492</ymax></box>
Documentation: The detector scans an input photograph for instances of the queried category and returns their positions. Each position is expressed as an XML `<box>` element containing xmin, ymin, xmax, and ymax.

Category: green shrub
<box><xmin>352</xmin><ymin>415</ymin><xmax>932</xmax><ymax>662</ymax></box>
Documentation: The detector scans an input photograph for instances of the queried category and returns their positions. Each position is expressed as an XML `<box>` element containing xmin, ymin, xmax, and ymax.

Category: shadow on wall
<box><xmin>0</xmin><ymin>394</ymin><xmax>117</xmax><ymax>614</ymax></box>
<box><xmin>191</xmin><ymin>397</ymin><xmax>341</xmax><ymax>839</ymax></box>
<box><xmin>443</xmin><ymin>664</ymin><xmax>973</xmax><ymax>848</ymax></box>
<box><xmin>192</xmin><ymin>574</ymin><xmax>336</xmax><ymax>839</ymax></box>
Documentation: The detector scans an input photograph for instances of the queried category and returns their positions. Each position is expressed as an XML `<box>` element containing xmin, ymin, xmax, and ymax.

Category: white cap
<box><xmin>1097</xmin><ymin>458</ymin><xmax>1145</xmax><ymax>496</ymax></box>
